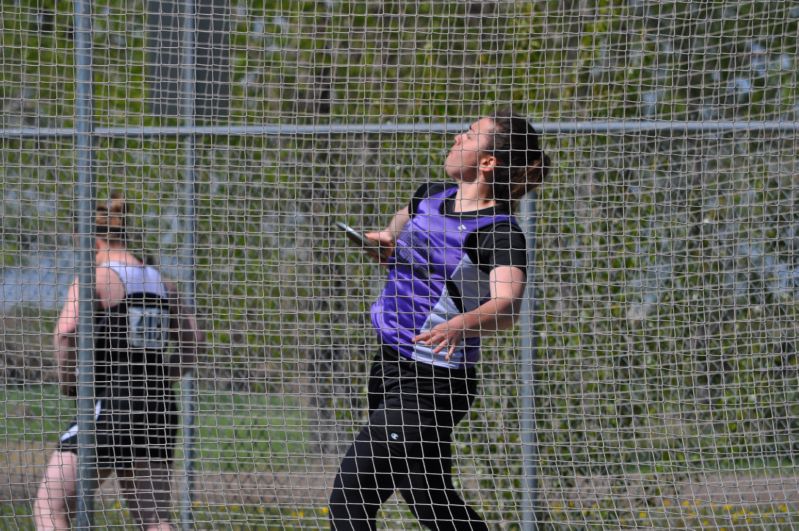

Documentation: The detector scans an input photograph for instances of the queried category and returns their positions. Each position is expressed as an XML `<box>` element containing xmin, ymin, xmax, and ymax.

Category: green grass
<box><xmin>546</xmin><ymin>500</ymin><xmax>799</xmax><ymax>530</ymax></box>
<box><xmin>0</xmin><ymin>384</ymin><xmax>317</xmax><ymax>528</ymax></box>
<box><xmin>0</xmin><ymin>500</ymin><xmax>330</xmax><ymax>530</ymax></box>
<box><xmin>0</xmin><ymin>384</ymin><xmax>309</xmax><ymax>473</ymax></box>
<box><xmin>194</xmin><ymin>390</ymin><xmax>310</xmax><ymax>472</ymax></box>
<box><xmin>4</xmin><ymin>385</ymin><xmax>799</xmax><ymax>528</ymax></box>
<box><xmin>1</xmin><ymin>384</ymin><xmax>73</xmax><ymax>444</ymax></box>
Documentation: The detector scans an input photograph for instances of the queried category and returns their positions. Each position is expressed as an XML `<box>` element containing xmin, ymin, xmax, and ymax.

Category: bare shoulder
<box><xmin>94</xmin><ymin>263</ymin><xmax>126</xmax><ymax>307</ymax></box>
<box><xmin>95</xmin><ymin>264</ymin><xmax>120</xmax><ymax>283</ymax></box>
<box><xmin>95</xmin><ymin>263</ymin><xmax>121</xmax><ymax>288</ymax></box>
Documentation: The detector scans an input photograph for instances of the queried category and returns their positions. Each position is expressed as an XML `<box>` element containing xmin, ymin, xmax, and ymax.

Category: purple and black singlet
<box><xmin>371</xmin><ymin>183</ymin><xmax>524</xmax><ymax>369</ymax></box>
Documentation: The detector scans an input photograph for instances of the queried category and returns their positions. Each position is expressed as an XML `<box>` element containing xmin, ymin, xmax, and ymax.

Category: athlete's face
<box><xmin>444</xmin><ymin>118</ymin><xmax>496</xmax><ymax>182</ymax></box>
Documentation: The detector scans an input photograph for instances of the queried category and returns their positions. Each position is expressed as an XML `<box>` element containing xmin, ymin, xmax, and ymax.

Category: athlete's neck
<box><xmin>453</xmin><ymin>183</ymin><xmax>495</xmax><ymax>212</ymax></box>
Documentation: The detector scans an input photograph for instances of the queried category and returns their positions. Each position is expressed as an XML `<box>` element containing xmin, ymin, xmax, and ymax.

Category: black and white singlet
<box><xmin>59</xmin><ymin>261</ymin><xmax>178</xmax><ymax>466</ymax></box>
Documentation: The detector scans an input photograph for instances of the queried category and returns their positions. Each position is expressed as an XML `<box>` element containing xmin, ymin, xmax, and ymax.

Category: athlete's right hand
<box><xmin>365</xmin><ymin>231</ymin><xmax>394</xmax><ymax>265</ymax></box>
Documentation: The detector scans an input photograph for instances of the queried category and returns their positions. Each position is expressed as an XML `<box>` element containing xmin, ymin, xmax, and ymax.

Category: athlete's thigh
<box><xmin>337</xmin><ymin>411</ymin><xmax>397</xmax><ymax>487</ymax></box>
<box><xmin>36</xmin><ymin>451</ymin><xmax>114</xmax><ymax>513</ymax></box>
<box><xmin>37</xmin><ymin>451</ymin><xmax>79</xmax><ymax>503</ymax></box>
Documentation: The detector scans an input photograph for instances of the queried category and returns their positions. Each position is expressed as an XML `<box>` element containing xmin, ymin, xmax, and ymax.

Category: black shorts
<box><xmin>366</xmin><ymin>346</ymin><xmax>478</xmax><ymax>457</ymax></box>
<box><xmin>58</xmin><ymin>394</ymin><xmax>178</xmax><ymax>468</ymax></box>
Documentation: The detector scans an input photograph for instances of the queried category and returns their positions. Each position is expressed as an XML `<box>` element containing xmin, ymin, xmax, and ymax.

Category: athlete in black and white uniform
<box><xmin>58</xmin><ymin>261</ymin><xmax>178</xmax><ymax>466</ymax></box>
<box><xmin>34</xmin><ymin>195</ymin><xmax>204</xmax><ymax>531</ymax></box>
<box><xmin>329</xmin><ymin>111</ymin><xmax>549</xmax><ymax>530</ymax></box>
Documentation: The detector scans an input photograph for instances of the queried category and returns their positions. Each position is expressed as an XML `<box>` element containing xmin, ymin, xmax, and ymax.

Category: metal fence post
<box><xmin>519</xmin><ymin>193</ymin><xmax>539</xmax><ymax>531</ymax></box>
<box><xmin>73</xmin><ymin>0</ymin><xmax>96</xmax><ymax>527</ymax></box>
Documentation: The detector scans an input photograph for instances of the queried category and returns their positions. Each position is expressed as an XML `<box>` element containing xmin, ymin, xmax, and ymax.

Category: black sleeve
<box><xmin>408</xmin><ymin>182</ymin><xmax>450</xmax><ymax>216</ymax></box>
<box><xmin>465</xmin><ymin>222</ymin><xmax>528</xmax><ymax>278</ymax></box>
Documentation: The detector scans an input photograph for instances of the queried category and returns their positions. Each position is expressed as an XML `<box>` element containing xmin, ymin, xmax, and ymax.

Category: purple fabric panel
<box><xmin>371</xmin><ymin>186</ymin><xmax>515</xmax><ymax>368</ymax></box>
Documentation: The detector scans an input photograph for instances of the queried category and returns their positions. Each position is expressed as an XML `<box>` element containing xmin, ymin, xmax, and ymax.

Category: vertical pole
<box><xmin>179</xmin><ymin>0</ymin><xmax>197</xmax><ymax>527</ymax></box>
<box><xmin>519</xmin><ymin>194</ymin><xmax>539</xmax><ymax>531</ymax></box>
<box><xmin>73</xmin><ymin>0</ymin><xmax>96</xmax><ymax>528</ymax></box>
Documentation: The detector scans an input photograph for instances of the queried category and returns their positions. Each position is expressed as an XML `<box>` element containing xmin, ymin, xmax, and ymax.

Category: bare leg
<box><xmin>117</xmin><ymin>460</ymin><xmax>174</xmax><ymax>531</ymax></box>
<box><xmin>34</xmin><ymin>451</ymin><xmax>117</xmax><ymax>530</ymax></box>
<box><xmin>33</xmin><ymin>451</ymin><xmax>79</xmax><ymax>531</ymax></box>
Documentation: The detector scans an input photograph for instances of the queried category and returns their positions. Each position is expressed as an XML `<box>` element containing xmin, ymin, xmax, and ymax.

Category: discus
<box><xmin>335</xmin><ymin>221</ymin><xmax>383</xmax><ymax>257</ymax></box>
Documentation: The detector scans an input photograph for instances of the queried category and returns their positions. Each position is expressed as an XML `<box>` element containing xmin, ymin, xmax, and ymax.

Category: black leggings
<box><xmin>329</xmin><ymin>348</ymin><xmax>487</xmax><ymax>531</ymax></box>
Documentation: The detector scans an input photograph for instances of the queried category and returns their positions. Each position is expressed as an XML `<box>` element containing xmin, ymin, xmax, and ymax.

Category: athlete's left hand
<box><xmin>412</xmin><ymin>318</ymin><xmax>466</xmax><ymax>361</ymax></box>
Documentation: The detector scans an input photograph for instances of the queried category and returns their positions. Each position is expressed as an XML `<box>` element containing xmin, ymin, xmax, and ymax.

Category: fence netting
<box><xmin>2</xmin><ymin>0</ymin><xmax>798</xmax><ymax>528</ymax></box>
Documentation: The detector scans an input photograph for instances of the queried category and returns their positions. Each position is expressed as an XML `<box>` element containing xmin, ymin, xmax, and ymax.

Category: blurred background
<box><xmin>1</xmin><ymin>0</ymin><xmax>798</xmax><ymax>528</ymax></box>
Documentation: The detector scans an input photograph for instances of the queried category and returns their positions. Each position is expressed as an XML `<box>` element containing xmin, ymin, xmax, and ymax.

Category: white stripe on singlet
<box><xmin>60</xmin><ymin>399</ymin><xmax>103</xmax><ymax>441</ymax></box>
<box><xmin>103</xmin><ymin>261</ymin><xmax>167</xmax><ymax>298</ymax></box>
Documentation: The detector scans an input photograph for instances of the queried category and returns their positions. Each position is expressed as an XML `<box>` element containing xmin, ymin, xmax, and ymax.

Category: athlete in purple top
<box><xmin>329</xmin><ymin>110</ymin><xmax>550</xmax><ymax>530</ymax></box>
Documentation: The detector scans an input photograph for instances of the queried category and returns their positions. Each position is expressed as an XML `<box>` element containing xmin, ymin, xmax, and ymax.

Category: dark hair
<box><xmin>95</xmin><ymin>192</ymin><xmax>154</xmax><ymax>264</ymax></box>
<box><xmin>488</xmin><ymin>109</ymin><xmax>550</xmax><ymax>208</ymax></box>
<box><xmin>95</xmin><ymin>192</ymin><xmax>128</xmax><ymax>242</ymax></box>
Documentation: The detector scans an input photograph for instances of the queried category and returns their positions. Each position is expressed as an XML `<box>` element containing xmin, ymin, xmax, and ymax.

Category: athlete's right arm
<box><xmin>384</xmin><ymin>205</ymin><xmax>411</xmax><ymax>239</ymax></box>
<box><xmin>54</xmin><ymin>278</ymin><xmax>79</xmax><ymax>396</ymax></box>
<box><xmin>365</xmin><ymin>206</ymin><xmax>410</xmax><ymax>263</ymax></box>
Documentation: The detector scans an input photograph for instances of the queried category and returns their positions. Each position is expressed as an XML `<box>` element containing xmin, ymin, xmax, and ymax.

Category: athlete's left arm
<box><xmin>412</xmin><ymin>265</ymin><xmax>527</xmax><ymax>359</ymax></box>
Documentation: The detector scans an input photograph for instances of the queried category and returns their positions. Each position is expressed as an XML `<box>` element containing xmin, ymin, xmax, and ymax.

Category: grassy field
<box><xmin>0</xmin><ymin>384</ymin><xmax>333</xmax><ymax>529</ymax></box>
<box><xmin>1</xmin><ymin>384</ymin><xmax>310</xmax><ymax>472</ymax></box>
<box><xmin>4</xmin><ymin>385</ymin><xmax>799</xmax><ymax>529</ymax></box>
<box><xmin>0</xmin><ymin>501</ymin><xmax>332</xmax><ymax>530</ymax></box>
